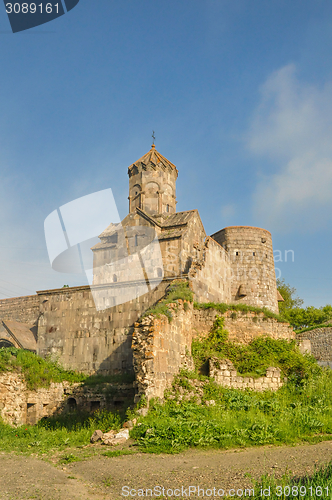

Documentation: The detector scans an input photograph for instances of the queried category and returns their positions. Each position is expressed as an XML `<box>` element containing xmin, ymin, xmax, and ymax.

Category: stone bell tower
<box><xmin>128</xmin><ymin>144</ymin><xmax>178</xmax><ymax>215</ymax></box>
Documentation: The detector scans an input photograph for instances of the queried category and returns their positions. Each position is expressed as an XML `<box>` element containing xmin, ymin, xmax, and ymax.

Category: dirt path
<box><xmin>0</xmin><ymin>441</ymin><xmax>331</xmax><ymax>500</ymax></box>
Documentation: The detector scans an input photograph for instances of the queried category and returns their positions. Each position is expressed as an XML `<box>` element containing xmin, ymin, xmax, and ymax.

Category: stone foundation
<box><xmin>0</xmin><ymin>371</ymin><xmax>135</xmax><ymax>427</ymax></box>
<box><xmin>209</xmin><ymin>358</ymin><xmax>284</xmax><ymax>391</ymax></box>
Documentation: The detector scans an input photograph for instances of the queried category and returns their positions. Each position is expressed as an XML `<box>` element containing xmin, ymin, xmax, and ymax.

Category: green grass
<box><xmin>102</xmin><ymin>449</ymin><xmax>134</xmax><ymax>458</ymax></box>
<box><xmin>0</xmin><ymin>409</ymin><xmax>122</xmax><ymax>455</ymax></box>
<box><xmin>0</xmin><ymin>347</ymin><xmax>86</xmax><ymax>390</ymax></box>
<box><xmin>254</xmin><ymin>461</ymin><xmax>332</xmax><ymax>499</ymax></box>
<box><xmin>296</xmin><ymin>323</ymin><xmax>332</xmax><ymax>334</ymax></box>
<box><xmin>194</xmin><ymin>301</ymin><xmax>287</xmax><ymax>323</ymax></box>
<box><xmin>130</xmin><ymin>367</ymin><xmax>332</xmax><ymax>454</ymax></box>
<box><xmin>192</xmin><ymin>316</ymin><xmax>318</xmax><ymax>379</ymax></box>
<box><xmin>142</xmin><ymin>280</ymin><xmax>193</xmax><ymax>322</ymax></box>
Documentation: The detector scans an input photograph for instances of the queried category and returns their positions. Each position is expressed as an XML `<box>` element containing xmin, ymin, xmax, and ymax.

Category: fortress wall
<box><xmin>297</xmin><ymin>327</ymin><xmax>332</xmax><ymax>368</ymax></box>
<box><xmin>192</xmin><ymin>308</ymin><xmax>294</xmax><ymax>343</ymax></box>
<box><xmin>211</xmin><ymin>226</ymin><xmax>279</xmax><ymax>314</ymax></box>
<box><xmin>37</xmin><ymin>281</ymin><xmax>170</xmax><ymax>375</ymax></box>
<box><xmin>189</xmin><ymin>237</ymin><xmax>232</xmax><ymax>304</ymax></box>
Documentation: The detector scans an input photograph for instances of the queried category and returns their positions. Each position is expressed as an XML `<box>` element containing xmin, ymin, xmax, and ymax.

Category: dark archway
<box><xmin>67</xmin><ymin>397</ymin><xmax>77</xmax><ymax>410</ymax></box>
<box><xmin>0</xmin><ymin>339</ymin><xmax>15</xmax><ymax>348</ymax></box>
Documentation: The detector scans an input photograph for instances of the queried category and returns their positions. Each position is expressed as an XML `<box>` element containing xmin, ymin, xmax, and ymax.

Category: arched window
<box><xmin>135</xmin><ymin>235</ymin><xmax>138</xmax><ymax>246</ymax></box>
<box><xmin>157</xmin><ymin>268</ymin><xmax>163</xmax><ymax>278</ymax></box>
<box><xmin>166</xmin><ymin>204</ymin><xmax>169</xmax><ymax>213</ymax></box>
<box><xmin>113</xmin><ymin>274</ymin><xmax>117</xmax><ymax>283</ymax></box>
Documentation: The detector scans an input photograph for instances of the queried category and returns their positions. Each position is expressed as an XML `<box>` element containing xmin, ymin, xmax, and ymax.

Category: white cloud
<box><xmin>248</xmin><ymin>64</ymin><xmax>332</xmax><ymax>232</ymax></box>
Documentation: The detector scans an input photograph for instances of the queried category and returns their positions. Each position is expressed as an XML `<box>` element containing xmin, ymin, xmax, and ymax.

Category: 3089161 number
<box><xmin>5</xmin><ymin>3</ymin><xmax>59</xmax><ymax>14</ymax></box>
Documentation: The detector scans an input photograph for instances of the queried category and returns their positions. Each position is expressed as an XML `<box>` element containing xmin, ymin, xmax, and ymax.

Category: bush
<box><xmin>192</xmin><ymin>317</ymin><xmax>319</xmax><ymax>380</ymax></box>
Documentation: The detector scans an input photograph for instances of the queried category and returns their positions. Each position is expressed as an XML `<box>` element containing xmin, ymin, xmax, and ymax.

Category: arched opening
<box><xmin>113</xmin><ymin>274</ymin><xmax>117</xmax><ymax>283</ymax></box>
<box><xmin>135</xmin><ymin>234</ymin><xmax>138</xmax><ymax>247</ymax></box>
<box><xmin>166</xmin><ymin>204</ymin><xmax>169</xmax><ymax>213</ymax></box>
<box><xmin>67</xmin><ymin>398</ymin><xmax>77</xmax><ymax>410</ymax></box>
<box><xmin>0</xmin><ymin>339</ymin><xmax>15</xmax><ymax>349</ymax></box>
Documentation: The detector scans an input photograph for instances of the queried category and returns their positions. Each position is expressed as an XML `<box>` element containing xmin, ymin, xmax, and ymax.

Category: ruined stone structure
<box><xmin>0</xmin><ymin>145</ymin><xmax>287</xmax><ymax>395</ymax></box>
<box><xmin>297</xmin><ymin>326</ymin><xmax>332</xmax><ymax>369</ymax></box>
<box><xmin>209</xmin><ymin>358</ymin><xmax>284</xmax><ymax>392</ymax></box>
<box><xmin>132</xmin><ymin>300</ymin><xmax>294</xmax><ymax>401</ymax></box>
<box><xmin>0</xmin><ymin>372</ymin><xmax>134</xmax><ymax>427</ymax></box>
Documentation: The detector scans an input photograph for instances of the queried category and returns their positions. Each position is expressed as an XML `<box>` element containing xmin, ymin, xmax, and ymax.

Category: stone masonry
<box><xmin>0</xmin><ymin>371</ymin><xmax>135</xmax><ymax>427</ymax></box>
<box><xmin>297</xmin><ymin>327</ymin><xmax>332</xmax><ymax>368</ymax></box>
<box><xmin>209</xmin><ymin>358</ymin><xmax>284</xmax><ymax>391</ymax></box>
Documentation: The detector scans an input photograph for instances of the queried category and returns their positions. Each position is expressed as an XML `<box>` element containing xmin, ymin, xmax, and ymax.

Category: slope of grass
<box><xmin>194</xmin><ymin>301</ymin><xmax>287</xmax><ymax>323</ymax></box>
<box><xmin>0</xmin><ymin>409</ymin><xmax>121</xmax><ymax>455</ymax></box>
<box><xmin>0</xmin><ymin>347</ymin><xmax>86</xmax><ymax>390</ymax></box>
<box><xmin>142</xmin><ymin>280</ymin><xmax>193</xmax><ymax>322</ymax></box>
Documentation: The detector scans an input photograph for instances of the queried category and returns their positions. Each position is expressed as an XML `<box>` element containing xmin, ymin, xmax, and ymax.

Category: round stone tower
<box><xmin>211</xmin><ymin>226</ymin><xmax>279</xmax><ymax>313</ymax></box>
<box><xmin>128</xmin><ymin>144</ymin><xmax>178</xmax><ymax>215</ymax></box>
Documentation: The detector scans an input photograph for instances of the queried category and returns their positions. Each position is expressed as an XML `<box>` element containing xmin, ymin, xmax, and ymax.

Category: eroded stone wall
<box><xmin>0</xmin><ymin>371</ymin><xmax>135</xmax><ymax>427</ymax></box>
<box><xmin>209</xmin><ymin>358</ymin><xmax>284</xmax><ymax>391</ymax></box>
<box><xmin>297</xmin><ymin>327</ymin><xmax>332</xmax><ymax>368</ymax></box>
<box><xmin>192</xmin><ymin>308</ymin><xmax>294</xmax><ymax>343</ymax></box>
<box><xmin>132</xmin><ymin>300</ymin><xmax>194</xmax><ymax>401</ymax></box>
<box><xmin>132</xmin><ymin>301</ymin><xmax>293</xmax><ymax>401</ymax></box>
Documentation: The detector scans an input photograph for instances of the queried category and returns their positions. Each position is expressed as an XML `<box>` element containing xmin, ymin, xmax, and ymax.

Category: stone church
<box><xmin>0</xmin><ymin>145</ymin><xmax>284</xmax><ymax>376</ymax></box>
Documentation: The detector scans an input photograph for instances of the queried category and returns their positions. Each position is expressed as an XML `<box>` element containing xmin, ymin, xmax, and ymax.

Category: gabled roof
<box><xmin>128</xmin><ymin>144</ymin><xmax>178</xmax><ymax>175</ymax></box>
<box><xmin>2</xmin><ymin>320</ymin><xmax>37</xmax><ymax>352</ymax></box>
<box><xmin>137</xmin><ymin>208</ymin><xmax>198</xmax><ymax>228</ymax></box>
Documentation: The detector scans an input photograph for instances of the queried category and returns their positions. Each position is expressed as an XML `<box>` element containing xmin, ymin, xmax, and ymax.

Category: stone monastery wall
<box><xmin>36</xmin><ymin>281</ymin><xmax>170</xmax><ymax>374</ymax></box>
<box><xmin>189</xmin><ymin>237</ymin><xmax>232</xmax><ymax>304</ymax></box>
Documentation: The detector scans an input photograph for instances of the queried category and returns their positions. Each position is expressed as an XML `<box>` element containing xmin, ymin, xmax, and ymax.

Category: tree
<box><xmin>277</xmin><ymin>278</ymin><xmax>332</xmax><ymax>329</ymax></box>
<box><xmin>277</xmin><ymin>278</ymin><xmax>304</xmax><ymax>315</ymax></box>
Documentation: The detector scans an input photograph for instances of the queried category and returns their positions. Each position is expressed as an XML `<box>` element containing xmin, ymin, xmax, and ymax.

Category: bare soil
<box><xmin>0</xmin><ymin>440</ymin><xmax>331</xmax><ymax>500</ymax></box>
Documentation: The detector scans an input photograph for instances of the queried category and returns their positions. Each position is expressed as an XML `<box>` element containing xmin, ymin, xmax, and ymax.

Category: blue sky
<box><xmin>0</xmin><ymin>0</ymin><xmax>331</xmax><ymax>306</ymax></box>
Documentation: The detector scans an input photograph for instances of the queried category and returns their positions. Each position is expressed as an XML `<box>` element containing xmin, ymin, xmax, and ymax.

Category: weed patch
<box><xmin>194</xmin><ymin>301</ymin><xmax>287</xmax><ymax>323</ymax></box>
<box><xmin>0</xmin><ymin>347</ymin><xmax>86</xmax><ymax>390</ymax></box>
<box><xmin>131</xmin><ymin>368</ymin><xmax>332</xmax><ymax>454</ymax></box>
<box><xmin>142</xmin><ymin>280</ymin><xmax>193</xmax><ymax>322</ymax></box>
<box><xmin>192</xmin><ymin>316</ymin><xmax>319</xmax><ymax>379</ymax></box>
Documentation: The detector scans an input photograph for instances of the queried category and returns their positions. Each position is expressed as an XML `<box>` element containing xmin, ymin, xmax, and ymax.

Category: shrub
<box><xmin>192</xmin><ymin>317</ymin><xmax>319</xmax><ymax>380</ymax></box>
